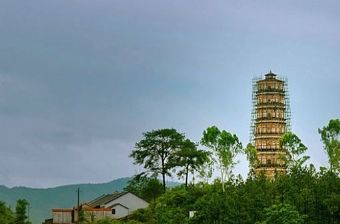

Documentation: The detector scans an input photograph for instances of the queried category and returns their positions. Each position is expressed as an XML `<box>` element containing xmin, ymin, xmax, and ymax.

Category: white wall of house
<box><xmin>105</xmin><ymin>193</ymin><xmax>149</xmax><ymax>214</ymax></box>
<box><xmin>111</xmin><ymin>204</ymin><xmax>129</xmax><ymax>219</ymax></box>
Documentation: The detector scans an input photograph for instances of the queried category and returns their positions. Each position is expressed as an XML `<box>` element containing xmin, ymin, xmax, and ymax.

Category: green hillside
<box><xmin>0</xmin><ymin>177</ymin><xmax>130</xmax><ymax>224</ymax></box>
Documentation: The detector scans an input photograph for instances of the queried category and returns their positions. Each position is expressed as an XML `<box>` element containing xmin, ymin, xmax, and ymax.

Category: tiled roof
<box><xmin>87</xmin><ymin>192</ymin><xmax>127</xmax><ymax>208</ymax></box>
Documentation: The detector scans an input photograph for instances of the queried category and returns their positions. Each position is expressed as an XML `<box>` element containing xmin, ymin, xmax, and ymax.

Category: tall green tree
<box><xmin>130</xmin><ymin>128</ymin><xmax>185</xmax><ymax>192</ymax></box>
<box><xmin>319</xmin><ymin>119</ymin><xmax>340</xmax><ymax>173</ymax></box>
<box><xmin>0</xmin><ymin>201</ymin><xmax>14</xmax><ymax>224</ymax></box>
<box><xmin>14</xmin><ymin>199</ymin><xmax>31</xmax><ymax>224</ymax></box>
<box><xmin>244</xmin><ymin>143</ymin><xmax>258</xmax><ymax>176</ymax></box>
<box><xmin>279</xmin><ymin>132</ymin><xmax>308</xmax><ymax>170</ymax></box>
<box><xmin>201</xmin><ymin>126</ymin><xmax>242</xmax><ymax>192</ymax></box>
<box><xmin>256</xmin><ymin>203</ymin><xmax>305</xmax><ymax>224</ymax></box>
<box><xmin>124</xmin><ymin>174</ymin><xmax>163</xmax><ymax>202</ymax></box>
<box><xmin>174</xmin><ymin>139</ymin><xmax>210</xmax><ymax>187</ymax></box>
<box><xmin>197</xmin><ymin>155</ymin><xmax>214</xmax><ymax>184</ymax></box>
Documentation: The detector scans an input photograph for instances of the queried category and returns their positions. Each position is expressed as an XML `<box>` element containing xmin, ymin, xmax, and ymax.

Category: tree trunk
<box><xmin>331</xmin><ymin>163</ymin><xmax>333</xmax><ymax>173</ymax></box>
<box><xmin>161</xmin><ymin>157</ymin><xmax>166</xmax><ymax>192</ymax></box>
<box><xmin>185</xmin><ymin>165</ymin><xmax>189</xmax><ymax>188</ymax></box>
<box><xmin>221</xmin><ymin>168</ymin><xmax>225</xmax><ymax>192</ymax></box>
<box><xmin>162</xmin><ymin>172</ymin><xmax>166</xmax><ymax>193</ymax></box>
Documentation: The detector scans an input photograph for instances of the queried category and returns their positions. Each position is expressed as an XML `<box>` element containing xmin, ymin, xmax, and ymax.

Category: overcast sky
<box><xmin>0</xmin><ymin>0</ymin><xmax>339</xmax><ymax>188</ymax></box>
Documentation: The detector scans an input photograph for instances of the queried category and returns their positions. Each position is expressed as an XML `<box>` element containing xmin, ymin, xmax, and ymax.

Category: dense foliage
<box><xmin>319</xmin><ymin>119</ymin><xmax>340</xmax><ymax>173</ymax></box>
<box><xmin>121</xmin><ymin>118</ymin><xmax>340</xmax><ymax>224</ymax></box>
<box><xmin>124</xmin><ymin>175</ymin><xmax>163</xmax><ymax>203</ymax></box>
<box><xmin>201</xmin><ymin>126</ymin><xmax>243</xmax><ymax>192</ymax></box>
<box><xmin>0</xmin><ymin>199</ymin><xmax>31</xmax><ymax>224</ymax></box>
<box><xmin>85</xmin><ymin>165</ymin><xmax>340</xmax><ymax>224</ymax></box>
<box><xmin>130</xmin><ymin>129</ymin><xmax>186</xmax><ymax>192</ymax></box>
<box><xmin>0</xmin><ymin>201</ymin><xmax>14</xmax><ymax>224</ymax></box>
<box><xmin>120</xmin><ymin>166</ymin><xmax>340</xmax><ymax>224</ymax></box>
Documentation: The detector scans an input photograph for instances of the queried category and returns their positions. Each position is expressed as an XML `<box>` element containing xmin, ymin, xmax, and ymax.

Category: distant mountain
<box><xmin>0</xmin><ymin>177</ymin><xmax>130</xmax><ymax>224</ymax></box>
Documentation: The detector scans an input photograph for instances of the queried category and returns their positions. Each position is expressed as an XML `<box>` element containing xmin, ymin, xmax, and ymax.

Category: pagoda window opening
<box><xmin>267</xmin><ymin>159</ymin><xmax>272</xmax><ymax>165</ymax></box>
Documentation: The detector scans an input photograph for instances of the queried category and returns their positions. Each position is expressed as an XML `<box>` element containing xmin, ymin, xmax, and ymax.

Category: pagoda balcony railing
<box><xmin>256</xmin><ymin>130</ymin><xmax>285</xmax><ymax>135</ymax></box>
<box><xmin>256</xmin><ymin>88</ymin><xmax>285</xmax><ymax>94</ymax></box>
<box><xmin>255</xmin><ymin>117</ymin><xmax>286</xmax><ymax>122</ymax></box>
<box><xmin>255</xmin><ymin>137</ymin><xmax>282</xmax><ymax>141</ymax></box>
<box><xmin>256</xmin><ymin>148</ymin><xmax>285</xmax><ymax>152</ymax></box>
<box><xmin>256</xmin><ymin>102</ymin><xmax>285</xmax><ymax>107</ymax></box>
<box><xmin>255</xmin><ymin>134</ymin><xmax>284</xmax><ymax>138</ymax></box>
<box><xmin>256</xmin><ymin>163</ymin><xmax>286</xmax><ymax>168</ymax></box>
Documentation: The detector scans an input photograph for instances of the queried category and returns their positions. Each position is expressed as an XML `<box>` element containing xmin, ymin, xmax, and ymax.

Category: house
<box><xmin>50</xmin><ymin>192</ymin><xmax>149</xmax><ymax>224</ymax></box>
<box><xmin>87</xmin><ymin>192</ymin><xmax>149</xmax><ymax>219</ymax></box>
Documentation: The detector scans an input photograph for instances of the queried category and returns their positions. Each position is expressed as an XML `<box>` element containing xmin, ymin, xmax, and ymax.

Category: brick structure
<box><xmin>250</xmin><ymin>71</ymin><xmax>291</xmax><ymax>178</ymax></box>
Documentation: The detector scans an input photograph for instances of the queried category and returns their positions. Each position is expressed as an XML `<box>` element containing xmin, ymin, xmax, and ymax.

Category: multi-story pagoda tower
<box><xmin>250</xmin><ymin>71</ymin><xmax>291</xmax><ymax>178</ymax></box>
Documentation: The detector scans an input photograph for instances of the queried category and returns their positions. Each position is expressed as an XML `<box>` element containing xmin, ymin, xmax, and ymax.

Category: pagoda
<box><xmin>250</xmin><ymin>71</ymin><xmax>291</xmax><ymax>178</ymax></box>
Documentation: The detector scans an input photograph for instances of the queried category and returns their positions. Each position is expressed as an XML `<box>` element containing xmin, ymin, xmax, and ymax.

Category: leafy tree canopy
<box><xmin>256</xmin><ymin>203</ymin><xmax>305</xmax><ymax>224</ymax></box>
<box><xmin>130</xmin><ymin>128</ymin><xmax>185</xmax><ymax>192</ymax></box>
<box><xmin>174</xmin><ymin>139</ymin><xmax>210</xmax><ymax>187</ymax></box>
<box><xmin>319</xmin><ymin>118</ymin><xmax>340</xmax><ymax>173</ymax></box>
<box><xmin>0</xmin><ymin>201</ymin><xmax>14</xmax><ymax>224</ymax></box>
<box><xmin>14</xmin><ymin>199</ymin><xmax>31</xmax><ymax>224</ymax></box>
<box><xmin>124</xmin><ymin>174</ymin><xmax>163</xmax><ymax>202</ymax></box>
<box><xmin>201</xmin><ymin>126</ymin><xmax>242</xmax><ymax>191</ymax></box>
<box><xmin>245</xmin><ymin>143</ymin><xmax>258</xmax><ymax>174</ymax></box>
<box><xmin>280</xmin><ymin>131</ymin><xmax>308</xmax><ymax>170</ymax></box>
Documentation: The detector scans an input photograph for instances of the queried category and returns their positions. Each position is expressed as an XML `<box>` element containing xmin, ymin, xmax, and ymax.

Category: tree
<box><xmin>319</xmin><ymin>119</ymin><xmax>340</xmax><ymax>173</ymax></box>
<box><xmin>197</xmin><ymin>155</ymin><xmax>214</xmax><ymax>184</ymax></box>
<box><xmin>0</xmin><ymin>201</ymin><xmax>14</xmax><ymax>224</ymax></box>
<box><xmin>324</xmin><ymin>192</ymin><xmax>340</xmax><ymax>224</ymax></box>
<box><xmin>174</xmin><ymin>139</ymin><xmax>210</xmax><ymax>187</ymax></box>
<box><xmin>124</xmin><ymin>174</ymin><xmax>163</xmax><ymax>202</ymax></box>
<box><xmin>279</xmin><ymin>132</ymin><xmax>308</xmax><ymax>170</ymax></box>
<box><xmin>201</xmin><ymin>126</ymin><xmax>242</xmax><ymax>192</ymax></box>
<box><xmin>130</xmin><ymin>128</ymin><xmax>185</xmax><ymax>192</ymax></box>
<box><xmin>14</xmin><ymin>199</ymin><xmax>31</xmax><ymax>224</ymax></box>
<box><xmin>244</xmin><ymin>143</ymin><xmax>258</xmax><ymax>176</ymax></box>
<box><xmin>78</xmin><ymin>207</ymin><xmax>86</xmax><ymax>224</ymax></box>
<box><xmin>256</xmin><ymin>203</ymin><xmax>305</xmax><ymax>224</ymax></box>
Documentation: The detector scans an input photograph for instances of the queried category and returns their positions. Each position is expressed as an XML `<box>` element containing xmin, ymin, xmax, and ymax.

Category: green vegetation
<box><xmin>244</xmin><ymin>143</ymin><xmax>258</xmax><ymax>174</ymax></box>
<box><xmin>119</xmin><ymin>118</ymin><xmax>340</xmax><ymax>224</ymax></box>
<box><xmin>201</xmin><ymin>126</ymin><xmax>243</xmax><ymax>192</ymax></box>
<box><xmin>279</xmin><ymin>131</ymin><xmax>309</xmax><ymax>170</ymax></box>
<box><xmin>0</xmin><ymin>199</ymin><xmax>31</xmax><ymax>224</ymax></box>
<box><xmin>256</xmin><ymin>203</ymin><xmax>305</xmax><ymax>224</ymax></box>
<box><xmin>174</xmin><ymin>139</ymin><xmax>209</xmax><ymax>188</ymax></box>
<box><xmin>124</xmin><ymin>175</ymin><xmax>163</xmax><ymax>203</ymax></box>
<box><xmin>117</xmin><ymin>166</ymin><xmax>340</xmax><ymax>224</ymax></box>
<box><xmin>130</xmin><ymin>129</ymin><xmax>186</xmax><ymax>192</ymax></box>
<box><xmin>14</xmin><ymin>199</ymin><xmax>31</xmax><ymax>224</ymax></box>
<box><xmin>76</xmin><ymin>163</ymin><xmax>340</xmax><ymax>224</ymax></box>
<box><xmin>319</xmin><ymin>118</ymin><xmax>340</xmax><ymax>173</ymax></box>
<box><xmin>0</xmin><ymin>201</ymin><xmax>14</xmax><ymax>224</ymax></box>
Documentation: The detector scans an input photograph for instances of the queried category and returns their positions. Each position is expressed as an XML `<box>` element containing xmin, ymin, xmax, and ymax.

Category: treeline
<box><xmin>0</xmin><ymin>199</ymin><xmax>31</xmax><ymax>224</ymax></box>
<box><xmin>124</xmin><ymin>165</ymin><xmax>340</xmax><ymax>224</ymax></box>
<box><xmin>78</xmin><ymin>119</ymin><xmax>339</xmax><ymax>224</ymax></box>
<box><xmin>121</xmin><ymin>118</ymin><xmax>340</xmax><ymax>224</ymax></box>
